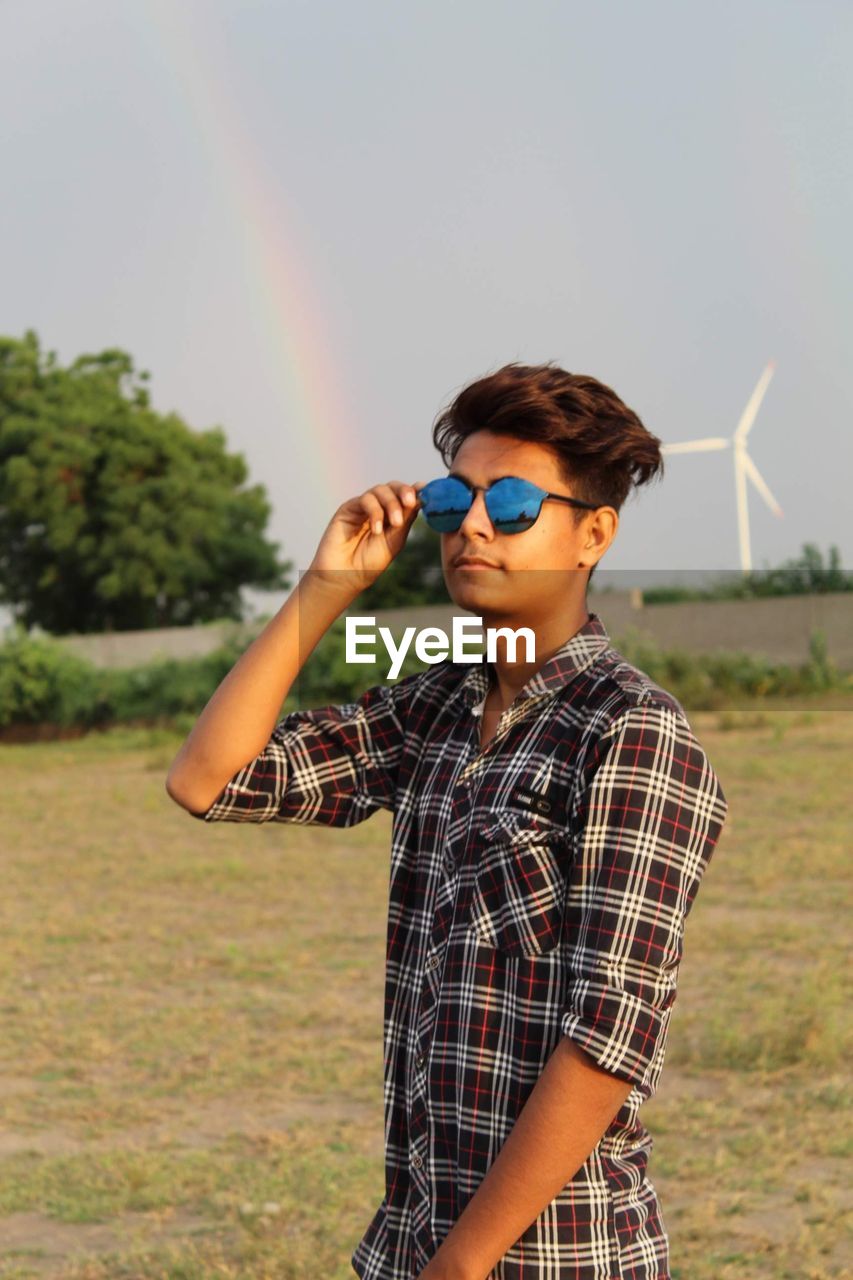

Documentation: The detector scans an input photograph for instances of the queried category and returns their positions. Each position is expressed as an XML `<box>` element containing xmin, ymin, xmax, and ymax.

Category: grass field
<box><xmin>0</xmin><ymin>699</ymin><xmax>850</xmax><ymax>1279</ymax></box>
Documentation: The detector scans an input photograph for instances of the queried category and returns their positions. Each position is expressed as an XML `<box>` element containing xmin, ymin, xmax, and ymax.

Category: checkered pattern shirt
<box><xmin>191</xmin><ymin>611</ymin><xmax>728</xmax><ymax>1279</ymax></box>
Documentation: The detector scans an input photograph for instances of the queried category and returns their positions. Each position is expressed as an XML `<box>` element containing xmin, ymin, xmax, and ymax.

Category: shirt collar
<box><xmin>457</xmin><ymin>611</ymin><xmax>611</xmax><ymax>713</ymax></box>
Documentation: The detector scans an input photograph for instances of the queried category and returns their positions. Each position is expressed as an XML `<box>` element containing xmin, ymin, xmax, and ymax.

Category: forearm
<box><xmin>165</xmin><ymin>572</ymin><xmax>356</xmax><ymax>812</ymax></box>
<box><xmin>421</xmin><ymin>1037</ymin><xmax>633</xmax><ymax>1280</ymax></box>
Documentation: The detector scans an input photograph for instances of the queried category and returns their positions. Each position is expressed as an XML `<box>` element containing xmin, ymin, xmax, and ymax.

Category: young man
<box><xmin>166</xmin><ymin>361</ymin><xmax>729</xmax><ymax>1280</ymax></box>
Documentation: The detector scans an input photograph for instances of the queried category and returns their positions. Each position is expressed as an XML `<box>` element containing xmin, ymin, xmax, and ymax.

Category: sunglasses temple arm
<box><xmin>551</xmin><ymin>494</ymin><xmax>598</xmax><ymax>511</ymax></box>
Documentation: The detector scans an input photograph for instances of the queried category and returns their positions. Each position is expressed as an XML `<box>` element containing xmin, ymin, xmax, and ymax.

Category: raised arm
<box><xmin>165</xmin><ymin>478</ymin><xmax>424</xmax><ymax>816</ymax></box>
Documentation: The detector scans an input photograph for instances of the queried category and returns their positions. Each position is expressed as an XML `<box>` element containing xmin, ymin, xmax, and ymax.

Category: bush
<box><xmin>105</xmin><ymin>636</ymin><xmax>249</xmax><ymax>722</ymax></box>
<box><xmin>612</xmin><ymin>625</ymin><xmax>851</xmax><ymax>708</ymax></box>
<box><xmin>0</xmin><ymin>628</ymin><xmax>251</xmax><ymax>732</ymax></box>
<box><xmin>0</xmin><ymin>626</ymin><xmax>107</xmax><ymax>727</ymax></box>
<box><xmin>0</xmin><ymin>619</ymin><xmax>850</xmax><ymax>738</ymax></box>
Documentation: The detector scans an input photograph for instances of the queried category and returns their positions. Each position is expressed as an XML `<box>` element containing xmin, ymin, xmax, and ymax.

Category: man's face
<box><xmin>437</xmin><ymin>430</ymin><xmax>617</xmax><ymax>624</ymax></box>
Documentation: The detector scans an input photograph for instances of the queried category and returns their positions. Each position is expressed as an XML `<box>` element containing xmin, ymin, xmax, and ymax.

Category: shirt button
<box><xmin>412</xmin><ymin>1152</ymin><xmax>423</xmax><ymax>1168</ymax></box>
<box><xmin>426</xmin><ymin>955</ymin><xmax>439</xmax><ymax>971</ymax></box>
<box><xmin>444</xmin><ymin>853</ymin><xmax>456</xmax><ymax>873</ymax></box>
<box><xmin>415</xmin><ymin>1052</ymin><xmax>425</xmax><ymax>1068</ymax></box>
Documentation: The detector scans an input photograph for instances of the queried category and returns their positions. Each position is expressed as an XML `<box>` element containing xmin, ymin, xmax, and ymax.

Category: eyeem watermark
<box><xmin>345</xmin><ymin>615</ymin><xmax>535</xmax><ymax>680</ymax></box>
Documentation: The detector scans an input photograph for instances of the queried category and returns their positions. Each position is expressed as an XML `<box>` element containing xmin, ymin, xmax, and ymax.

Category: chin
<box><xmin>449</xmin><ymin>578</ymin><xmax>513</xmax><ymax>614</ymax></box>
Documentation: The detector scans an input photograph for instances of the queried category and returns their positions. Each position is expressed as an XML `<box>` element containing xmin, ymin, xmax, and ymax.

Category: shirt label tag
<box><xmin>510</xmin><ymin>786</ymin><xmax>553</xmax><ymax>817</ymax></box>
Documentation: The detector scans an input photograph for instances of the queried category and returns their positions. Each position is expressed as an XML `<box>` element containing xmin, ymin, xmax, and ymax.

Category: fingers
<box><xmin>359</xmin><ymin>481</ymin><xmax>422</xmax><ymax>535</ymax></box>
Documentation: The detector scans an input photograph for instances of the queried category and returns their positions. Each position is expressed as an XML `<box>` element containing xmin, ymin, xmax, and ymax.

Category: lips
<box><xmin>454</xmin><ymin>556</ymin><xmax>500</xmax><ymax>568</ymax></box>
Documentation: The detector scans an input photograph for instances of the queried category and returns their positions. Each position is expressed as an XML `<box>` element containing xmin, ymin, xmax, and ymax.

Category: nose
<box><xmin>457</xmin><ymin>488</ymin><xmax>494</xmax><ymax>539</ymax></box>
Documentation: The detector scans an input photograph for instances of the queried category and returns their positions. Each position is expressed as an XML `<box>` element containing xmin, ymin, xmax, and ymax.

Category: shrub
<box><xmin>0</xmin><ymin>618</ymin><xmax>850</xmax><ymax>738</ymax></box>
<box><xmin>0</xmin><ymin>626</ymin><xmax>107</xmax><ymax>727</ymax></box>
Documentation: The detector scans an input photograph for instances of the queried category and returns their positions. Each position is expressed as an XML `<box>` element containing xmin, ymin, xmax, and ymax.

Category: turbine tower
<box><xmin>661</xmin><ymin>361</ymin><xmax>784</xmax><ymax>573</ymax></box>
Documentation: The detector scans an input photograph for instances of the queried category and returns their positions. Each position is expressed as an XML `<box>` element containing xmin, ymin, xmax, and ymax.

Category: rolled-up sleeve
<box><xmin>189</xmin><ymin>672</ymin><xmax>422</xmax><ymax>826</ymax></box>
<box><xmin>559</xmin><ymin>699</ymin><xmax>728</xmax><ymax>1096</ymax></box>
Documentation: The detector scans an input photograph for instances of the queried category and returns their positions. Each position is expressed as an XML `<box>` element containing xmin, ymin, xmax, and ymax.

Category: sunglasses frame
<box><xmin>417</xmin><ymin>474</ymin><xmax>600</xmax><ymax>535</ymax></box>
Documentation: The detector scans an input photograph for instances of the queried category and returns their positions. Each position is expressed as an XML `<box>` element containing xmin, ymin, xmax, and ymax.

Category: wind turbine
<box><xmin>661</xmin><ymin>361</ymin><xmax>784</xmax><ymax>573</ymax></box>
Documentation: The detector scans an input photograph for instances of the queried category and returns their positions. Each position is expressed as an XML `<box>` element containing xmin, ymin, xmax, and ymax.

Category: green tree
<box><xmin>642</xmin><ymin>542</ymin><xmax>852</xmax><ymax>604</ymax></box>
<box><xmin>753</xmin><ymin>542</ymin><xmax>850</xmax><ymax>595</ymax></box>
<box><xmin>0</xmin><ymin>331</ymin><xmax>292</xmax><ymax>633</ymax></box>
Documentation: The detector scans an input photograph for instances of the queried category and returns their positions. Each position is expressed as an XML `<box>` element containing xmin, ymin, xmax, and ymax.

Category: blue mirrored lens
<box><xmin>485</xmin><ymin>477</ymin><xmax>545</xmax><ymax>532</ymax></box>
<box><xmin>418</xmin><ymin>476</ymin><xmax>472</xmax><ymax>532</ymax></box>
<box><xmin>418</xmin><ymin>475</ymin><xmax>547</xmax><ymax>534</ymax></box>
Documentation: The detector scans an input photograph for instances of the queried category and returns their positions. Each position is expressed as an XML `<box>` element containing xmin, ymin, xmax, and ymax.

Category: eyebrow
<box><xmin>448</xmin><ymin>470</ymin><xmax>518</xmax><ymax>486</ymax></box>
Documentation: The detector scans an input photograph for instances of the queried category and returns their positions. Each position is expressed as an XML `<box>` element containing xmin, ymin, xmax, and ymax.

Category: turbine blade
<box><xmin>740</xmin><ymin>449</ymin><xmax>783</xmax><ymax>516</ymax></box>
<box><xmin>661</xmin><ymin>438</ymin><xmax>730</xmax><ymax>455</ymax></box>
<box><xmin>733</xmin><ymin>360</ymin><xmax>775</xmax><ymax>444</ymax></box>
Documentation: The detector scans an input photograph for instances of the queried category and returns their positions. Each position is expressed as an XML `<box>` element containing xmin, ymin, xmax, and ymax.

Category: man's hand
<box><xmin>412</xmin><ymin>1038</ymin><xmax>632</xmax><ymax>1280</ymax></box>
<box><xmin>306</xmin><ymin>479</ymin><xmax>425</xmax><ymax>599</ymax></box>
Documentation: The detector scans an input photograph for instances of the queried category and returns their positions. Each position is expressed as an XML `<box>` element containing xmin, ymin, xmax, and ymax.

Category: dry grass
<box><xmin>0</xmin><ymin>701</ymin><xmax>850</xmax><ymax>1278</ymax></box>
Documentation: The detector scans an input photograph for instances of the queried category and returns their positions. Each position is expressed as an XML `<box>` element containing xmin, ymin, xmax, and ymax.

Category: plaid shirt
<box><xmin>191</xmin><ymin>611</ymin><xmax>728</xmax><ymax>1280</ymax></box>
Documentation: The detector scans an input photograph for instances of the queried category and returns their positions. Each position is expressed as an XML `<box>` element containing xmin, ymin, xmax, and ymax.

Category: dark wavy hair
<box><xmin>431</xmin><ymin>361</ymin><xmax>664</xmax><ymax>586</ymax></box>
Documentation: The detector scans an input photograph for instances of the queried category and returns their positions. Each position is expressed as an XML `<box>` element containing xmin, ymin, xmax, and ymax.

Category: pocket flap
<box><xmin>470</xmin><ymin>809</ymin><xmax>572</xmax><ymax>957</ymax></box>
<box><xmin>479</xmin><ymin>807</ymin><xmax>569</xmax><ymax>848</ymax></box>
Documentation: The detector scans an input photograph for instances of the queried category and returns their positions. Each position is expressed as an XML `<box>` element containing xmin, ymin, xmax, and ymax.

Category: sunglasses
<box><xmin>417</xmin><ymin>475</ymin><xmax>599</xmax><ymax>534</ymax></box>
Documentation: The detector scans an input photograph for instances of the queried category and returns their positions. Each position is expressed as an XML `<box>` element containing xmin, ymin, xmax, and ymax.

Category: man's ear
<box><xmin>585</xmin><ymin>507</ymin><xmax>618</xmax><ymax>566</ymax></box>
<box><xmin>573</xmin><ymin>506</ymin><xmax>614</xmax><ymax>573</ymax></box>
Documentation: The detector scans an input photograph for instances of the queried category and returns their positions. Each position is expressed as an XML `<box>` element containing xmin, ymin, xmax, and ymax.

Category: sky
<box><xmin>1</xmin><ymin>0</ymin><xmax>850</xmax><ymax>615</ymax></box>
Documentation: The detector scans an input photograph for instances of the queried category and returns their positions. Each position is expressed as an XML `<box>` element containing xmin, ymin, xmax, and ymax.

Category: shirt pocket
<box><xmin>467</xmin><ymin>809</ymin><xmax>572</xmax><ymax>958</ymax></box>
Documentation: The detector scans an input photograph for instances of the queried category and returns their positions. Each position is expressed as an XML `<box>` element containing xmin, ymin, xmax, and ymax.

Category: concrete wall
<box><xmin>609</xmin><ymin>592</ymin><xmax>853</xmax><ymax>667</ymax></box>
<box><xmin>23</xmin><ymin>589</ymin><xmax>853</xmax><ymax>669</ymax></box>
<box><xmin>52</xmin><ymin>620</ymin><xmax>253</xmax><ymax>670</ymax></box>
<box><xmin>339</xmin><ymin>592</ymin><xmax>853</xmax><ymax>667</ymax></box>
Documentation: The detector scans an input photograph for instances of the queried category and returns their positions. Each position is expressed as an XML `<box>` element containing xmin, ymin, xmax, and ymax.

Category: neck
<box><xmin>482</xmin><ymin>601</ymin><xmax>591</xmax><ymax>711</ymax></box>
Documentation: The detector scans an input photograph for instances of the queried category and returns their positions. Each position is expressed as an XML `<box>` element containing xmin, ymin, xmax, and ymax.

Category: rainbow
<box><xmin>144</xmin><ymin>0</ymin><xmax>357</xmax><ymax>504</ymax></box>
